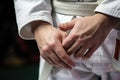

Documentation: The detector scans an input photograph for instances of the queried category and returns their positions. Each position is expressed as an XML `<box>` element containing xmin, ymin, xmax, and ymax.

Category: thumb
<box><xmin>58</xmin><ymin>19</ymin><xmax>76</xmax><ymax>31</ymax></box>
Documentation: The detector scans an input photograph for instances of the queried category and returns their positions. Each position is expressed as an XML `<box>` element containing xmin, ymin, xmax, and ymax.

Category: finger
<box><xmin>82</xmin><ymin>45</ymin><xmax>98</xmax><ymax>59</ymax></box>
<box><xmin>61</xmin><ymin>31</ymin><xmax>67</xmax><ymax>42</ymax></box>
<box><xmin>54</xmin><ymin>43</ymin><xmax>75</xmax><ymax>68</ymax></box>
<box><xmin>40</xmin><ymin>48</ymin><xmax>55</xmax><ymax>66</ymax></box>
<box><xmin>67</xmin><ymin>38</ymin><xmax>83</xmax><ymax>55</ymax></box>
<box><xmin>58</xmin><ymin>21</ymin><xmax>75</xmax><ymax>31</ymax></box>
<box><xmin>38</xmin><ymin>46</ymin><xmax>57</xmax><ymax>66</ymax></box>
<box><xmin>49</xmin><ymin>51</ymin><xmax>70</xmax><ymax>68</ymax></box>
<box><xmin>63</xmin><ymin>37</ymin><xmax>76</xmax><ymax>51</ymax></box>
<box><xmin>58</xmin><ymin>18</ymin><xmax>78</xmax><ymax>31</ymax></box>
<box><xmin>51</xmin><ymin>53</ymin><xmax>73</xmax><ymax>69</ymax></box>
<box><xmin>62</xmin><ymin>32</ymin><xmax>77</xmax><ymax>50</ymax></box>
<box><xmin>74</xmin><ymin>46</ymin><xmax>88</xmax><ymax>58</ymax></box>
<box><xmin>43</xmin><ymin>56</ymin><xmax>53</xmax><ymax>65</ymax></box>
<box><xmin>41</xmin><ymin>48</ymin><xmax>66</xmax><ymax>68</ymax></box>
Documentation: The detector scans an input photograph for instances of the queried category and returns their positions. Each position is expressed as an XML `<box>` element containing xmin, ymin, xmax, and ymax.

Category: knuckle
<box><xmin>42</xmin><ymin>46</ymin><xmax>49</xmax><ymax>53</ymax></box>
<box><xmin>77</xmin><ymin>38</ymin><xmax>84</xmax><ymax>44</ymax></box>
<box><xmin>63</xmin><ymin>32</ymin><xmax>67</xmax><ymax>36</ymax></box>
<box><xmin>71</xmin><ymin>34</ymin><xmax>79</xmax><ymax>39</ymax></box>
<box><xmin>49</xmin><ymin>43</ymin><xmax>55</xmax><ymax>48</ymax></box>
<box><xmin>48</xmin><ymin>41</ymin><xmax>56</xmax><ymax>48</ymax></box>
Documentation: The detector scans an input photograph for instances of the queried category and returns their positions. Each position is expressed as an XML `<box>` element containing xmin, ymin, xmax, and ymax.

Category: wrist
<box><xmin>95</xmin><ymin>13</ymin><xmax>120</xmax><ymax>29</ymax></box>
<box><xmin>95</xmin><ymin>13</ymin><xmax>110</xmax><ymax>24</ymax></box>
<box><xmin>31</xmin><ymin>21</ymin><xmax>52</xmax><ymax>35</ymax></box>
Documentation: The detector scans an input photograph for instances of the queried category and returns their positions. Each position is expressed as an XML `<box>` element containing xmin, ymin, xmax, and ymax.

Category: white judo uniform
<box><xmin>14</xmin><ymin>0</ymin><xmax>120</xmax><ymax>80</ymax></box>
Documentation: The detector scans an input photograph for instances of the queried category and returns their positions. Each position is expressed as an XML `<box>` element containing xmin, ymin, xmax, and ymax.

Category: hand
<box><xmin>59</xmin><ymin>13</ymin><xmax>114</xmax><ymax>59</ymax></box>
<box><xmin>31</xmin><ymin>21</ymin><xmax>75</xmax><ymax>69</ymax></box>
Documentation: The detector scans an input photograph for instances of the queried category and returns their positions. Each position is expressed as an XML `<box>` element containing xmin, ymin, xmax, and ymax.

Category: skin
<box><xmin>31</xmin><ymin>21</ymin><xmax>75</xmax><ymax>69</ymax></box>
<box><xmin>30</xmin><ymin>13</ymin><xmax>120</xmax><ymax>69</ymax></box>
<box><xmin>59</xmin><ymin>13</ymin><xmax>120</xmax><ymax>59</ymax></box>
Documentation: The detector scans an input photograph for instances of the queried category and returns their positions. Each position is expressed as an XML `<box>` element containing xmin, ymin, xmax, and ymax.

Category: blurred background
<box><xmin>0</xmin><ymin>0</ymin><xmax>40</xmax><ymax>80</ymax></box>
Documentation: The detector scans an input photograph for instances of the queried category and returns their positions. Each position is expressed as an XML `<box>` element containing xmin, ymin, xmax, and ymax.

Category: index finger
<box><xmin>62</xmin><ymin>34</ymin><xmax>76</xmax><ymax>50</ymax></box>
<box><xmin>54</xmin><ymin>43</ymin><xmax>75</xmax><ymax>67</ymax></box>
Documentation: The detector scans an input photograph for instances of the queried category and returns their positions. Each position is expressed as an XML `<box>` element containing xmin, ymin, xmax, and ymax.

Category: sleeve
<box><xmin>14</xmin><ymin>0</ymin><xmax>53</xmax><ymax>39</ymax></box>
<box><xmin>95</xmin><ymin>0</ymin><xmax>120</xmax><ymax>18</ymax></box>
<box><xmin>95</xmin><ymin>0</ymin><xmax>120</xmax><ymax>30</ymax></box>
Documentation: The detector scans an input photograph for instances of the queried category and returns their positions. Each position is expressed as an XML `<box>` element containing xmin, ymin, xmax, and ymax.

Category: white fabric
<box><xmin>13</xmin><ymin>0</ymin><xmax>120</xmax><ymax>80</ymax></box>
<box><xmin>95</xmin><ymin>0</ymin><xmax>120</xmax><ymax>18</ymax></box>
<box><xmin>53</xmin><ymin>0</ymin><xmax>99</xmax><ymax>16</ymax></box>
<box><xmin>48</xmin><ymin>63</ymin><xmax>120</xmax><ymax>80</ymax></box>
<box><xmin>112</xmin><ymin>31</ymin><xmax>120</xmax><ymax>71</ymax></box>
<box><xmin>14</xmin><ymin>0</ymin><xmax>53</xmax><ymax>39</ymax></box>
<box><xmin>58</xmin><ymin>0</ymin><xmax>97</xmax><ymax>2</ymax></box>
<box><xmin>39</xmin><ymin>57</ymin><xmax>52</xmax><ymax>80</ymax></box>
